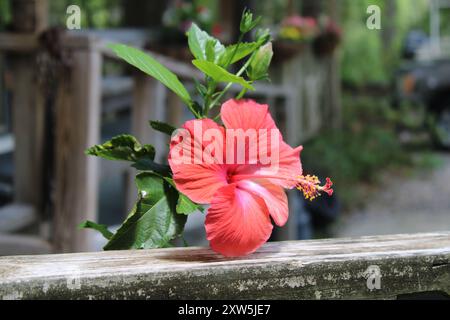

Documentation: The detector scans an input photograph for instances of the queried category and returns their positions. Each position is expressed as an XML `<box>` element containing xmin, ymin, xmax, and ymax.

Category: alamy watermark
<box><xmin>66</xmin><ymin>266</ymin><xmax>82</xmax><ymax>290</ymax></box>
<box><xmin>366</xmin><ymin>5</ymin><xmax>381</xmax><ymax>30</ymax></box>
<box><xmin>364</xmin><ymin>265</ymin><xmax>382</xmax><ymax>290</ymax></box>
<box><xmin>66</xmin><ymin>5</ymin><xmax>81</xmax><ymax>30</ymax></box>
<box><xmin>170</xmin><ymin>125</ymin><xmax>281</xmax><ymax>171</ymax></box>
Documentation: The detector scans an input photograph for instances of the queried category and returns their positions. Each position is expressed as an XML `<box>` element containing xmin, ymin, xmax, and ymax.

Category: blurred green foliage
<box><xmin>48</xmin><ymin>0</ymin><xmax>122</xmax><ymax>28</ymax></box>
<box><xmin>341</xmin><ymin>0</ymin><xmax>429</xmax><ymax>87</ymax></box>
<box><xmin>0</xmin><ymin>0</ymin><xmax>11</xmax><ymax>30</ymax></box>
<box><xmin>302</xmin><ymin>95</ymin><xmax>409</xmax><ymax>208</ymax></box>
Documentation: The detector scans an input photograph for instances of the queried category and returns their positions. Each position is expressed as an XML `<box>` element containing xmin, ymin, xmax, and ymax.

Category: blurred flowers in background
<box><xmin>163</xmin><ymin>0</ymin><xmax>223</xmax><ymax>38</ymax></box>
<box><xmin>278</xmin><ymin>15</ymin><xmax>318</xmax><ymax>42</ymax></box>
<box><xmin>313</xmin><ymin>16</ymin><xmax>342</xmax><ymax>56</ymax></box>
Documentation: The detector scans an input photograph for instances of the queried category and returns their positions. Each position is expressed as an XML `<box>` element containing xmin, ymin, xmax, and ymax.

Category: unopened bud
<box><xmin>240</xmin><ymin>9</ymin><xmax>261</xmax><ymax>33</ymax></box>
<box><xmin>255</xmin><ymin>28</ymin><xmax>271</xmax><ymax>46</ymax></box>
<box><xmin>247</xmin><ymin>42</ymin><xmax>273</xmax><ymax>81</ymax></box>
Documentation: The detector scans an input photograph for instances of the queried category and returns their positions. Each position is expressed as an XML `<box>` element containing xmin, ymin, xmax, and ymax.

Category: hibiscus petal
<box><xmin>169</xmin><ymin>119</ymin><xmax>228</xmax><ymax>204</ymax></box>
<box><xmin>233</xmin><ymin>141</ymin><xmax>303</xmax><ymax>189</ymax></box>
<box><xmin>205</xmin><ymin>184</ymin><xmax>273</xmax><ymax>257</ymax></box>
<box><xmin>221</xmin><ymin>99</ymin><xmax>277</xmax><ymax>131</ymax></box>
<box><xmin>237</xmin><ymin>180</ymin><xmax>289</xmax><ymax>227</ymax></box>
<box><xmin>221</xmin><ymin>99</ymin><xmax>302</xmax><ymax>188</ymax></box>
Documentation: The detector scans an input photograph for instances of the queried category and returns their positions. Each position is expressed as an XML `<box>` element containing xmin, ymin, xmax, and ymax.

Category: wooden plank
<box><xmin>53</xmin><ymin>45</ymin><xmax>102</xmax><ymax>253</ymax></box>
<box><xmin>0</xmin><ymin>232</ymin><xmax>449</xmax><ymax>299</ymax></box>
<box><xmin>0</xmin><ymin>33</ymin><xmax>39</xmax><ymax>52</ymax></box>
<box><xmin>0</xmin><ymin>234</ymin><xmax>52</xmax><ymax>256</ymax></box>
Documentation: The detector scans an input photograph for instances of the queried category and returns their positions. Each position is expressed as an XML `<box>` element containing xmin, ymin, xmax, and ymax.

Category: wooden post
<box><xmin>131</xmin><ymin>74</ymin><xmax>166</xmax><ymax>157</ymax></box>
<box><xmin>9</xmin><ymin>0</ymin><xmax>48</xmax><ymax>215</ymax></box>
<box><xmin>10</xmin><ymin>58</ymin><xmax>42</xmax><ymax>206</ymax></box>
<box><xmin>53</xmin><ymin>38</ymin><xmax>102</xmax><ymax>252</ymax></box>
<box><xmin>11</xmin><ymin>0</ymin><xmax>48</xmax><ymax>34</ymax></box>
<box><xmin>125</xmin><ymin>74</ymin><xmax>167</xmax><ymax>212</ymax></box>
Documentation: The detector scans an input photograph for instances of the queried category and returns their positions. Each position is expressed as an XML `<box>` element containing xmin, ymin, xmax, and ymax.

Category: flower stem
<box><xmin>207</xmin><ymin>56</ymin><xmax>254</xmax><ymax>114</ymax></box>
<box><xmin>236</xmin><ymin>88</ymin><xmax>248</xmax><ymax>100</ymax></box>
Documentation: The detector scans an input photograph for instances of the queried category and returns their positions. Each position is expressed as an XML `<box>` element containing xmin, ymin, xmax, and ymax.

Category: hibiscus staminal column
<box><xmin>295</xmin><ymin>175</ymin><xmax>334</xmax><ymax>201</ymax></box>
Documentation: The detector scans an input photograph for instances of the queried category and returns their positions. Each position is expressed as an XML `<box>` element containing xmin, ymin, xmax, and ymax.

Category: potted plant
<box><xmin>80</xmin><ymin>10</ymin><xmax>333</xmax><ymax>257</ymax></box>
<box><xmin>272</xmin><ymin>14</ymin><xmax>319</xmax><ymax>63</ymax></box>
<box><xmin>312</xmin><ymin>16</ymin><xmax>342</xmax><ymax>58</ymax></box>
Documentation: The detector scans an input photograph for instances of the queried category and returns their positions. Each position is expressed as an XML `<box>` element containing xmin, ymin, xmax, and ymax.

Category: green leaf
<box><xmin>163</xmin><ymin>177</ymin><xmax>204</xmax><ymax>215</ymax></box>
<box><xmin>205</xmin><ymin>39</ymin><xmax>218</xmax><ymax>62</ymax></box>
<box><xmin>78</xmin><ymin>221</ymin><xmax>113</xmax><ymax>240</ymax></box>
<box><xmin>103</xmin><ymin>173</ymin><xmax>187</xmax><ymax>250</ymax></box>
<box><xmin>218</xmin><ymin>42</ymin><xmax>260</xmax><ymax>67</ymax></box>
<box><xmin>247</xmin><ymin>42</ymin><xmax>273</xmax><ymax>81</ymax></box>
<box><xmin>187</xmin><ymin>23</ymin><xmax>225</xmax><ymax>62</ymax></box>
<box><xmin>177</xmin><ymin>193</ymin><xmax>204</xmax><ymax>215</ymax></box>
<box><xmin>132</xmin><ymin>158</ymin><xmax>171</xmax><ymax>176</ymax></box>
<box><xmin>149</xmin><ymin>120</ymin><xmax>176</xmax><ymax>136</ymax></box>
<box><xmin>192</xmin><ymin>59</ymin><xmax>254</xmax><ymax>90</ymax></box>
<box><xmin>86</xmin><ymin>134</ymin><xmax>155</xmax><ymax>162</ymax></box>
<box><xmin>109</xmin><ymin>43</ymin><xmax>192</xmax><ymax>106</ymax></box>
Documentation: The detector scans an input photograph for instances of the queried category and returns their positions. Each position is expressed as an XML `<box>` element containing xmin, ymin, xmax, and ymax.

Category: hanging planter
<box><xmin>312</xmin><ymin>17</ymin><xmax>342</xmax><ymax>58</ymax></box>
<box><xmin>271</xmin><ymin>15</ymin><xmax>319</xmax><ymax>64</ymax></box>
<box><xmin>272</xmin><ymin>40</ymin><xmax>307</xmax><ymax>64</ymax></box>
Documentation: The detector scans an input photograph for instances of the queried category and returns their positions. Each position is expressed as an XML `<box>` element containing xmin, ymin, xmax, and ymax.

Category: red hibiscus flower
<box><xmin>169</xmin><ymin>99</ymin><xmax>332</xmax><ymax>257</ymax></box>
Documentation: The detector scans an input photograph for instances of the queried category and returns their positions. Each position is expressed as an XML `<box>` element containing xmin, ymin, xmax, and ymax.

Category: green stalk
<box><xmin>224</xmin><ymin>33</ymin><xmax>244</xmax><ymax>69</ymax></box>
<box><xmin>186</xmin><ymin>101</ymin><xmax>202</xmax><ymax>119</ymax></box>
<box><xmin>236</xmin><ymin>88</ymin><xmax>248</xmax><ymax>100</ymax></box>
<box><xmin>203</xmin><ymin>79</ymin><xmax>217</xmax><ymax>115</ymax></box>
<box><xmin>207</xmin><ymin>52</ymin><xmax>255</xmax><ymax>114</ymax></box>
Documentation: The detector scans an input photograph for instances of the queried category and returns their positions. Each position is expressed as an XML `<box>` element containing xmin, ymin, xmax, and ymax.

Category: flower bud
<box><xmin>255</xmin><ymin>28</ymin><xmax>271</xmax><ymax>46</ymax></box>
<box><xmin>247</xmin><ymin>42</ymin><xmax>273</xmax><ymax>81</ymax></box>
<box><xmin>240</xmin><ymin>9</ymin><xmax>261</xmax><ymax>33</ymax></box>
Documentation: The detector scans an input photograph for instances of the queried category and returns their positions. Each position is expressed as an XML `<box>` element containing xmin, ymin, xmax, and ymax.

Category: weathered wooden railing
<box><xmin>1</xmin><ymin>232</ymin><xmax>449</xmax><ymax>299</ymax></box>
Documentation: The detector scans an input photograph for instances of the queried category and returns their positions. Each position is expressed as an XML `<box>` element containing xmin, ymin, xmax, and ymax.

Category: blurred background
<box><xmin>0</xmin><ymin>0</ymin><xmax>449</xmax><ymax>255</ymax></box>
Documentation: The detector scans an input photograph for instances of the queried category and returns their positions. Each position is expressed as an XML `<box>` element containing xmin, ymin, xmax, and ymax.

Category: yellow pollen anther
<box><xmin>296</xmin><ymin>175</ymin><xmax>334</xmax><ymax>201</ymax></box>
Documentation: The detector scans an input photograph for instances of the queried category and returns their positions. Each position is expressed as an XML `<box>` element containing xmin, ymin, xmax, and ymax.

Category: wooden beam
<box><xmin>0</xmin><ymin>232</ymin><xmax>449</xmax><ymax>299</ymax></box>
<box><xmin>53</xmin><ymin>43</ymin><xmax>102</xmax><ymax>253</ymax></box>
<box><xmin>0</xmin><ymin>33</ymin><xmax>39</xmax><ymax>52</ymax></box>
<box><xmin>10</xmin><ymin>55</ymin><xmax>45</xmax><ymax>210</ymax></box>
